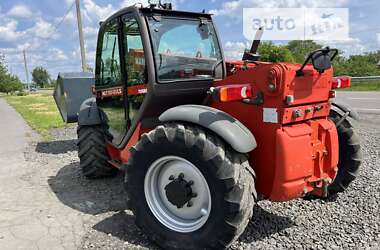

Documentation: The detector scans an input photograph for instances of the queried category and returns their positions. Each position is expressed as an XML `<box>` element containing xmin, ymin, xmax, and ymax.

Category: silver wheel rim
<box><xmin>144</xmin><ymin>156</ymin><xmax>212</xmax><ymax>233</ymax></box>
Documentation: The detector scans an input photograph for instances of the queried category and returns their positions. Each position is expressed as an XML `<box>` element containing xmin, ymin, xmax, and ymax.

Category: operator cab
<box><xmin>94</xmin><ymin>4</ymin><xmax>225</xmax><ymax>146</ymax></box>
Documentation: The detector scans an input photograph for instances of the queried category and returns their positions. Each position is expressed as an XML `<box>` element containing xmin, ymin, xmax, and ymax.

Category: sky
<box><xmin>0</xmin><ymin>0</ymin><xmax>379</xmax><ymax>83</ymax></box>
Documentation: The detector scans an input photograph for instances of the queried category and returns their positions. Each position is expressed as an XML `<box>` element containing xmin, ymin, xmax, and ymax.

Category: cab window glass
<box><xmin>148</xmin><ymin>17</ymin><xmax>222</xmax><ymax>82</ymax></box>
<box><xmin>98</xmin><ymin>21</ymin><xmax>121</xmax><ymax>87</ymax></box>
<box><xmin>123</xmin><ymin>17</ymin><xmax>146</xmax><ymax>123</ymax></box>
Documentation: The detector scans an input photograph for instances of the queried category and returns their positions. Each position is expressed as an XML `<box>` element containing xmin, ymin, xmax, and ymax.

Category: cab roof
<box><xmin>103</xmin><ymin>5</ymin><xmax>213</xmax><ymax>24</ymax></box>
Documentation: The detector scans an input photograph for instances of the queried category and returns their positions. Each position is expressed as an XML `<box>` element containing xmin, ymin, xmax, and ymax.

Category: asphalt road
<box><xmin>335</xmin><ymin>91</ymin><xmax>380</xmax><ymax>114</ymax></box>
<box><xmin>0</xmin><ymin>98</ymin><xmax>89</xmax><ymax>250</ymax></box>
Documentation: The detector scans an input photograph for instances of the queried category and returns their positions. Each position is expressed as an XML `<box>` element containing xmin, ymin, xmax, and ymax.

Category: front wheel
<box><xmin>126</xmin><ymin>123</ymin><xmax>257</xmax><ymax>250</ymax></box>
<box><xmin>77</xmin><ymin>125</ymin><xmax>118</xmax><ymax>178</ymax></box>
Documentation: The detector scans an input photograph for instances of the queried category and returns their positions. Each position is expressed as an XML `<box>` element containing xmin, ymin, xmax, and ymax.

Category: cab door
<box><xmin>95</xmin><ymin>15</ymin><xmax>147</xmax><ymax>145</ymax></box>
<box><xmin>96</xmin><ymin>18</ymin><xmax>126</xmax><ymax>145</ymax></box>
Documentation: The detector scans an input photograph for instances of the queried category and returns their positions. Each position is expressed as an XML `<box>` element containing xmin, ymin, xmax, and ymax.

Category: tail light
<box><xmin>332</xmin><ymin>76</ymin><xmax>351</xmax><ymax>89</ymax></box>
<box><xmin>212</xmin><ymin>84</ymin><xmax>253</xmax><ymax>102</ymax></box>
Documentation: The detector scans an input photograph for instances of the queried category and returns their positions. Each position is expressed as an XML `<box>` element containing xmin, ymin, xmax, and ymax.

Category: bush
<box><xmin>16</xmin><ymin>91</ymin><xmax>27</xmax><ymax>96</ymax></box>
<box><xmin>258</xmin><ymin>42</ymin><xmax>295</xmax><ymax>63</ymax></box>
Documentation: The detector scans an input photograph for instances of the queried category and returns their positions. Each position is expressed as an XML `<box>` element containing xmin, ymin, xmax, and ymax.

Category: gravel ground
<box><xmin>25</xmin><ymin>114</ymin><xmax>379</xmax><ymax>250</ymax></box>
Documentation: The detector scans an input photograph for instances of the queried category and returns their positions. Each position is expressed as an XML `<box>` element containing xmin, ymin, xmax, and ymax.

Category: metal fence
<box><xmin>351</xmin><ymin>76</ymin><xmax>380</xmax><ymax>82</ymax></box>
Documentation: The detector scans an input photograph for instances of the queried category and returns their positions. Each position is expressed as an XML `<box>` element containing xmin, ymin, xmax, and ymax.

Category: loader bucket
<box><xmin>53</xmin><ymin>72</ymin><xmax>95</xmax><ymax>123</ymax></box>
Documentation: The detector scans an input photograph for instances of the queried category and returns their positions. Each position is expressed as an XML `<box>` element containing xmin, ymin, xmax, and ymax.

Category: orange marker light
<box><xmin>217</xmin><ymin>84</ymin><xmax>253</xmax><ymax>102</ymax></box>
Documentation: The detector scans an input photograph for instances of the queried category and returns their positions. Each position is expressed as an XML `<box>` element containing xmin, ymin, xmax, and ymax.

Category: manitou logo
<box><xmin>243</xmin><ymin>8</ymin><xmax>349</xmax><ymax>41</ymax></box>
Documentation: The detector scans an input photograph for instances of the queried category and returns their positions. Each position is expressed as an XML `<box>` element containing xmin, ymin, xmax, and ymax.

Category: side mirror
<box><xmin>296</xmin><ymin>47</ymin><xmax>338</xmax><ymax>76</ymax></box>
<box><xmin>311</xmin><ymin>51</ymin><xmax>332</xmax><ymax>73</ymax></box>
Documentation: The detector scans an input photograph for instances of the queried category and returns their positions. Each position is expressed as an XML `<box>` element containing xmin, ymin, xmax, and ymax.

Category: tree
<box><xmin>0</xmin><ymin>54</ymin><xmax>7</xmax><ymax>83</ymax></box>
<box><xmin>32</xmin><ymin>66</ymin><xmax>50</xmax><ymax>88</ymax></box>
<box><xmin>333</xmin><ymin>53</ymin><xmax>380</xmax><ymax>76</ymax></box>
<box><xmin>0</xmin><ymin>75</ymin><xmax>23</xmax><ymax>94</ymax></box>
<box><xmin>258</xmin><ymin>42</ymin><xmax>295</xmax><ymax>63</ymax></box>
<box><xmin>0</xmin><ymin>54</ymin><xmax>24</xmax><ymax>94</ymax></box>
<box><xmin>287</xmin><ymin>40</ymin><xmax>323</xmax><ymax>63</ymax></box>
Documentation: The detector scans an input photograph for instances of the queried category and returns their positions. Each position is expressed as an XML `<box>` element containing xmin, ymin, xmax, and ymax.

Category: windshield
<box><xmin>147</xmin><ymin>16</ymin><xmax>222</xmax><ymax>82</ymax></box>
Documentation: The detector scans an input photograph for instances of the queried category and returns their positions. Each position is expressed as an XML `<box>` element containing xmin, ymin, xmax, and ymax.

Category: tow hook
<box><xmin>311</xmin><ymin>178</ymin><xmax>332</xmax><ymax>198</ymax></box>
<box><xmin>321</xmin><ymin>178</ymin><xmax>332</xmax><ymax>197</ymax></box>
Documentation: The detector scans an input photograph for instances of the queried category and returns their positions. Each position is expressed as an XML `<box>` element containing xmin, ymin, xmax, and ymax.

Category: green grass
<box><xmin>341</xmin><ymin>81</ymin><xmax>380</xmax><ymax>91</ymax></box>
<box><xmin>3</xmin><ymin>93</ymin><xmax>70</xmax><ymax>138</ymax></box>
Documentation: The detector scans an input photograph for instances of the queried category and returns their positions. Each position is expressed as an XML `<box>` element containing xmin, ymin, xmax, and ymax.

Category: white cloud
<box><xmin>83</xmin><ymin>0</ymin><xmax>115</xmax><ymax>22</ymax></box>
<box><xmin>49</xmin><ymin>48</ymin><xmax>68</xmax><ymax>60</ymax></box>
<box><xmin>0</xmin><ymin>20</ymin><xmax>25</xmax><ymax>42</ymax></box>
<box><xmin>7</xmin><ymin>4</ymin><xmax>33</xmax><ymax>19</ymax></box>
<box><xmin>55</xmin><ymin>10</ymin><xmax>77</xmax><ymax>25</ymax></box>
<box><xmin>210</xmin><ymin>0</ymin><xmax>348</xmax><ymax>18</ymax></box>
<box><xmin>64</xmin><ymin>0</ymin><xmax>75</xmax><ymax>6</ymax></box>
<box><xmin>83</xmin><ymin>26</ymin><xmax>98</xmax><ymax>37</ymax></box>
<box><xmin>323</xmin><ymin>38</ymin><xmax>369</xmax><ymax>57</ymax></box>
<box><xmin>30</xmin><ymin>19</ymin><xmax>59</xmax><ymax>40</ymax></box>
<box><xmin>121</xmin><ymin>0</ymin><xmax>150</xmax><ymax>8</ymax></box>
<box><xmin>224</xmin><ymin>41</ymin><xmax>250</xmax><ymax>59</ymax></box>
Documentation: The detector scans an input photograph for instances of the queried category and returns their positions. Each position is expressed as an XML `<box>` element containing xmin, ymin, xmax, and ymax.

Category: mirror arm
<box><xmin>330</xmin><ymin>49</ymin><xmax>339</xmax><ymax>61</ymax></box>
<box><xmin>296</xmin><ymin>53</ymin><xmax>313</xmax><ymax>77</ymax></box>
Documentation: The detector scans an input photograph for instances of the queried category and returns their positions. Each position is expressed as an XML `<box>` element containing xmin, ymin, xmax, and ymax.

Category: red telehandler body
<box><xmin>54</xmin><ymin>3</ymin><xmax>362</xmax><ymax>249</ymax></box>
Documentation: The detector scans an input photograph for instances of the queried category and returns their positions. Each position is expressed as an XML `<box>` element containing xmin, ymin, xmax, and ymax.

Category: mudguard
<box><xmin>78</xmin><ymin>98</ymin><xmax>108</xmax><ymax>126</ymax></box>
<box><xmin>159</xmin><ymin>105</ymin><xmax>257</xmax><ymax>153</ymax></box>
<box><xmin>331</xmin><ymin>101</ymin><xmax>359</xmax><ymax>127</ymax></box>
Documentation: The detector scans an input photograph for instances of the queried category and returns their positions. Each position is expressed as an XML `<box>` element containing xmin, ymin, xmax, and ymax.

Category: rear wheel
<box><xmin>77</xmin><ymin>125</ymin><xmax>118</xmax><ymax>178</ymax></box>
<box><xmin>126</xmin><ymin>123</ymin><xmax>257</xmax><ymax>250</ymax></box>
<box><xmin>328</xmin><ymin>110</ymin><xmax>362</xmax><ymax>196</ymax></box>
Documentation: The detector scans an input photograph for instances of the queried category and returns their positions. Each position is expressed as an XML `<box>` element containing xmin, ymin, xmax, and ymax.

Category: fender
<box><xmin>78</xmin><ymin>97</ymin><xmax>108</xmax><ymax>126</ymax></box>
<box><xmin>159</xmin><ymin>105</ymin><xmax>257</xmax><ymax>153</ymax></box>
<box><xmin>331</xmin><ymin>101</ymin><xmax>359</xmax><ymax>126</ymax></box>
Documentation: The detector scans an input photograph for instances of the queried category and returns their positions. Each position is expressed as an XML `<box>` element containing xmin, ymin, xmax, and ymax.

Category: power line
<box><xmin>0</xmin><ymin>2</ymin><xmax>77</xmax><ymax>82</ymax></box>
<box><xmin>27</xmin><ymin>1</ymin><xmax>76</xmax><ymax>49</ymax></box>
<box><xmin>0</xmin><ymin>1</ymin><xmax>76</xmax><ymax>54</ymax></box>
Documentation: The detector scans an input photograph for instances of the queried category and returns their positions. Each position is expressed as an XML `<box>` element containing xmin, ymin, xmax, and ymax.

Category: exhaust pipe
<box><xmin>242</xmin><ymin>27</ymin><xmax>264</xmax><ymax>61</ymax></box>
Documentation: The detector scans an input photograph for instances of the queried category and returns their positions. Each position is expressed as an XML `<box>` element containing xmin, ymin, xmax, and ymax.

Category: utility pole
<box><xmin>75</xmin><ymin>0</ymin><xmax>87</xmax><ymax>72</ymax></box>
<box><xmin>23</xmin><ymin>50</ymin><xmax>30</xmax><ymax>92</ymax></box>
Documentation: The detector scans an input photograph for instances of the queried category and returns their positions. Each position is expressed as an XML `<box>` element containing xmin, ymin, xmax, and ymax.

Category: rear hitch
<box><xmin>310</xmin><ymin>178</ymin><xmax>332</xmax><ymax>198</ymax></box>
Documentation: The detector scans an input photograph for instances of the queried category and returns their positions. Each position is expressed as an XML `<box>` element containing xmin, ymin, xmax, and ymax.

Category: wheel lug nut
<box><xmin>191</xmin><ymin>193</ymin><xmax>197</xmax><ymax>198</ymax></box>
<box><xmin>187</xmin><ymin>201</ymin><xmax>193</xmax><ymax>207</ymax></box>
<box><xmin>169</xmin><ymin>175</ymin><xmax>175</xmax><ymax>180</ymax></box>
<box><xmin>178</xmin><ymin>173</ymin><xmax>184</xmax><ymax>180</ymax></box>
<box><xmin>187</xmin><ymin>180</ymin><xmax>194</xmax><ymax>186</ymax></box>
<box><xmin>200</xmin><ymin>208</ymin><xmax>208</xmax><ymax>216</ymax></box>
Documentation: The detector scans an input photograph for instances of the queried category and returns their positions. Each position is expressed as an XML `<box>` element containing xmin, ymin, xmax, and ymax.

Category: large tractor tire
<box><xmin>126</xmin><ymin>123</ymin><xmax>257</xmax><ymax>250</ymax></box>
<box><xmin>77</xmin><ymin>125</ymin><xmax>118</xmax><ymax>178</ymax></box>
<box><xmin>328</xmin><ymin>110</ymin><xmax>362</xmax><ymax>196</ymax></box>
